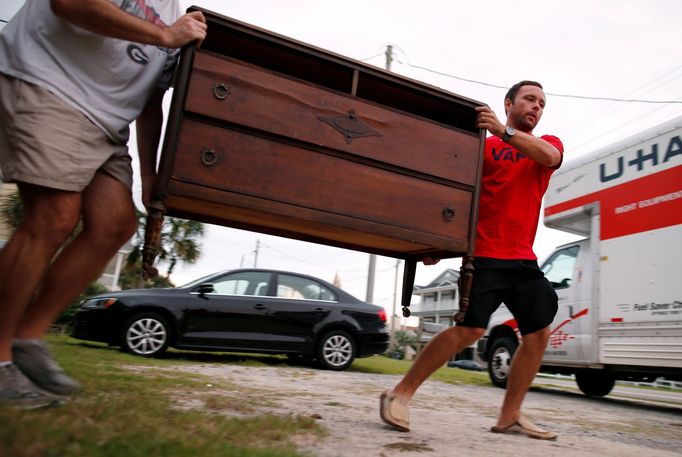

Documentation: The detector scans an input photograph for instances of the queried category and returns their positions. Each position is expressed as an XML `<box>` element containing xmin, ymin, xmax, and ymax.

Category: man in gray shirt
<box><xmin>0</xmin><ymin>0</ymin><xmax>206</xmax><ymax>408</ymax></box>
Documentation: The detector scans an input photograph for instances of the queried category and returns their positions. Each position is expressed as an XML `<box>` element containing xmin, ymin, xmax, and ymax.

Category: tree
<box><xmin>1</xmin><ymin>189</ymin><xmax>110</xmax><ymax>331</ymax></box>
<box><xmin>0</xmin><ymin>188</ymin><xmax>23</xmax><ymax>231</ymax></box>
<box><xmin>55</xmin><ymin>282</ymin><xmax>110</xmax><ymax>333</ymax></box>
<box><xmin>1</xmin><ymin>191</ymin><xmax>205</xmax><ymax>290</ymax></box>
<box><xmin>121</xmin><ymin>209</ymin><xmax>205</xmax><ymax>289</ymax></box>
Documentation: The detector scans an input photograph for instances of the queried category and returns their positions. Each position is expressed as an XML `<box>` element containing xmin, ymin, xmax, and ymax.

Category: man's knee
<box><xmin>522</xmin><ymin>326</ymin><xmax>551</xmax><ymax>349</ymax></box>
<box><xmin>452</xmin><ymin>326</ymin><xmax>486</xmax><ymax>345</ymax></box>
<box><xmin>18</xmin><ymin>185</ymin><xmax>81</xmax><ymax>246</ymax></box>
<box><xmin>85</xmin><ymin>206</ymin><xmax>137</xmax><ymax>247</ymax></box>
<box><xmin>81</xmin><ymin>174</ymin><xmax>138</xmax><ymax>247</ymax></box>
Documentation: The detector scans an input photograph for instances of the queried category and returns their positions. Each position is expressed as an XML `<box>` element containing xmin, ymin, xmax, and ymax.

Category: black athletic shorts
<box><xmin>457</xmin><ymin>257</ymin><xmax>558</xmax><ymax>336</ymax></box>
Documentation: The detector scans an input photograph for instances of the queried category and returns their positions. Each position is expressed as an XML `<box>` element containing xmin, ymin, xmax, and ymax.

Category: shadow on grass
<box><xmin>64</xmin><ymin>338</ymin><xmax>313</xmax><ymax>368</ymax></box>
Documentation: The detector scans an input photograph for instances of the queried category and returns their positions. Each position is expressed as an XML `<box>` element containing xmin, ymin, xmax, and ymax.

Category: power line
<box><xmin>560</xmin><ymin>62</ymin><xmax>682</xmax><ymax>137</ymax></box>
<box><xmin>389</xmin><ymin>49</ymin><xmax>682</xmax><ymax>105</ymax></box>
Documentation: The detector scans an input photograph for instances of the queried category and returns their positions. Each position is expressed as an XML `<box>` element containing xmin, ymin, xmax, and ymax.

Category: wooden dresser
<box><xmin>144</xmin><ymin>7</ymin><xmax>485</xmax><ymax>314</ymax></box>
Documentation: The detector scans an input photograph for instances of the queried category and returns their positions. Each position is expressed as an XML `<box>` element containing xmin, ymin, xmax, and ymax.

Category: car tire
<box><xmin>122</xmin><ymin>313</ymin><xmax>170</xmax><ymax>357</ymax></box>
<box><xmin>575</xmin><ymin>370</ymin><xmax>615</xmax><ymax>396</ymax></box>
<box><xmin>487</xmin><ymin>336</ymin><xmax>519</xmax><ymax>388</ymax></box>
<box><xmin>316</xmin><ymin>330</ymin><xmax>356</xmax><ymax>371</ymax></box>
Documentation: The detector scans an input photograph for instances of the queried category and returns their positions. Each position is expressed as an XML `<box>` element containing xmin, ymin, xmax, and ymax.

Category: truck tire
<box><xmin>575</xmin><ymin>370</ymin><xmax>615</xmax><ymax>396</ymax></box>
<box><xmin>487</xmin><ymin>336</ymin><xmax>519</xmax><ymax>388</ymax></box>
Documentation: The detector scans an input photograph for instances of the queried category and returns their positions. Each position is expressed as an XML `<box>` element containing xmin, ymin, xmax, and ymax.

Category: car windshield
<box><xmin>178</xmin><ymin>271</ymin><xmax>230</xmax><ymax>289</ymax></box>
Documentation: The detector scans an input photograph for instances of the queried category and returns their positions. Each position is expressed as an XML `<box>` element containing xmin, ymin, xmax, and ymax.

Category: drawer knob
<box><xmin>201</xmin><ymin>149</ymin><xmax>218</xmax><ymax>166</ymax></box>
<box><xmin>212</xmin><ymin>83</ymin><xmax>231</xmax><ymax>100</ymax></box>
<box><xmin>442</xmin><ymin>206</ymin><xmax>455</xmax><ymax>222</ymax></box>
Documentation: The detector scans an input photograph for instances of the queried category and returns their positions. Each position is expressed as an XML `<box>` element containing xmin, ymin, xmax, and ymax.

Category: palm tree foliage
<box><xmin>1</xmin><ymin>190</ymin><xmax>205</xmax><ymax>290</ymax></box>
<box><xmin>122</xmin><ymin>209</ymin><xmax>204</xmax><ymax>289</ymax></box>
<box><xmin>0</xmin><ymin>188</ymin><xmax>23</xmax><ymax>230</ymax></box>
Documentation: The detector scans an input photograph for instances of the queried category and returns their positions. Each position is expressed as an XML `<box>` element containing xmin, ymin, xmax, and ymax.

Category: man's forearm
<box><xmin>503</xmin><ymin>131</ymin><xmax>562</xmax><ymax>168</ymax></box>
<box><xmin>51</xmin><ymin>0</ymin><xmax>168</xmax><ymax>45</ymax></box>
<box><xmin>50</xmin><ymin>0</ymin><xmax>206</xmax><ymax>48</ymax></box>
<box><xmin>136</xmin><ymin>89</ymin><xmax>165</xmax><ymax>206</ymax></box>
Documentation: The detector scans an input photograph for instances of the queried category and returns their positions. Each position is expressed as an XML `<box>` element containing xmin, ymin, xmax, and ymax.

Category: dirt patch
<box><xmin>130</xmin><ymin>363</ymin><xmax>682</xmax><ymax>457</ymax></box>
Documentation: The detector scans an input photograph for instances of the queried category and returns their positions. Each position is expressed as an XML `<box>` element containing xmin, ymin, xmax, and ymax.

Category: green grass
<box><xmin>350</xmin><ymin>355</ymin><xmax>491</xmax><ymax>387</ymax></box>
<box><xmin>0</xmin><ymin>335</ymin><xmax>322</xmax><ymax>457</ymax></box>
<box><xmin>0</xmin><ymin>335</ymin><xmax>494</xmax><ymax>457</ymax></box>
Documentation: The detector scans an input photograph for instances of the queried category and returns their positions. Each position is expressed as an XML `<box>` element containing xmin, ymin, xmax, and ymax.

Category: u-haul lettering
<box><xmin>600</xmin><ymin>134</ymin><xmax>682</xmax><ymax>183</ymax></box>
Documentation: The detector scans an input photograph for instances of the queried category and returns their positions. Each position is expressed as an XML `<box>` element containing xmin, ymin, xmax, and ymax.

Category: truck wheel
<box><xmin>487</xmin><ymin>337</ymin><xmax>519</xmax><ymax>388</ymax></box>
<box><xmin>316</xmin><ymin>330</ymin><xmax>356</xmax><ymax>371</ymax></box>
<box><xmin>122</xmin><ymin>313</ymin><xmax>170</xmax><ymax>357</ymax></box>
<box><xmin>575</xmin><ymin>370</ymin><xmax>615</xmax><ymax>396</ymax></box>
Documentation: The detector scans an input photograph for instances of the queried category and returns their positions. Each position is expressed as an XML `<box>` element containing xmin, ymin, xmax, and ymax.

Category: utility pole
<box><xmin>253</xmin><ymin>239</ymin><xmax>260</xmax><ymax>268</ymax></box>
<box><xmin>365</xmin><ymin>44</ymin><xmax>395</xmax><ymax>305</ymax></box>
<box><xmin>391</xmin><ymin>258</ymin><xmax>400</xmax><ymax>331</ymax></box>
<box><xmin>384</xmin><ymin>44</ymin><xmax>393</xmax><ymax>72</ymax></box>
<box><xmin>365</xmin><ymin>254</ymin><xmax>376</xmax><ymax>303</ymax></box>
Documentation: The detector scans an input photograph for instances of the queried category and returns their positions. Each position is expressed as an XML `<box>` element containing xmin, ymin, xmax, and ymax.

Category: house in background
<box><xmin>409</xmin><ymin>268</ymin><xmax>480</xmax><ymax>363</ymax></box>
<box><xmin>0</xmin><ymin>183</ymin><xmax>16</xmax><ymax>249</ymax></box>
<box><xmin>0</xmin><ymin>183</ymin><xmax>132</xmax><ymax>291</ymax></box>
<box><xmin>411</xmin><ymin>268</ymin><xmax>460</xmax><ymax>327</ymax></box>
<box><xmin>99</xmin><ymin>239</ymin><xmax>133</xmax><ymax>291</ymax></box>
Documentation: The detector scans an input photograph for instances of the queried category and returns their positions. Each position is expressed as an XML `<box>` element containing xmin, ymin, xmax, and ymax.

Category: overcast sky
<box><xmin>165</xmin><ymin>1</ymin><xmax>682</xmax><ymax>315</ymax></box>
<box><xmin>2</xmin><ymin>1</ymin><xmax>682</xmax><ymax>317</ymax></box>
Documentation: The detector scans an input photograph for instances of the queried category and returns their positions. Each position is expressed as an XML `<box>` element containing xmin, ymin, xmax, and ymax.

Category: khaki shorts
<box><xmin>0</xmin><ymin>73</ymin><xmax>132</xmax><ymax>192</ymax></box>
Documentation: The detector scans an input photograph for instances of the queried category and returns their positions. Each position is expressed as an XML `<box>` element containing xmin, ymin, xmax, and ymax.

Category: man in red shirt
<box><xmin>380</xmin><ymin>81</ymin><xmax>564</xmax><ymax>440</ymax></box>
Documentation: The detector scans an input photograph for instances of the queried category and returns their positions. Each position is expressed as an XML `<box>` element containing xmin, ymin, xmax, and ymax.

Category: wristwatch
<box><xmin>502</xmin><ymin>126</ymin><xmax>516</xmax><ymax>143</ymax></box>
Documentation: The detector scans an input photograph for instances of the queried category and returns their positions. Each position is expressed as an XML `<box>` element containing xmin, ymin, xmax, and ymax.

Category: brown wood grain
<box><xmin>185</xmin><ymin>52</ymin><xmax>479</xmax><ymax>185</ymax></box>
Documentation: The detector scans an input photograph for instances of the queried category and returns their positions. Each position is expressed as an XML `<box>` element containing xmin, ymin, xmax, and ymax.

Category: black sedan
<box><xmin>71</xmin><ymin>268</ymin><xmax>389</xmax><ymax>370</ymax></box>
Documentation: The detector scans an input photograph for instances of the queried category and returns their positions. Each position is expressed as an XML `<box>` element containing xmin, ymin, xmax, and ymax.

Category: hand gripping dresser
<box><xmin>143</xmin><ymin>7</ymin><xmax>486</xmax><ymax>317</ymax></box>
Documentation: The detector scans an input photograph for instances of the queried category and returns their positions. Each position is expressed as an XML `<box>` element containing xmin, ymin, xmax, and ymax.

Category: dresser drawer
<box><xmin>171</xmin><ymin>119</ymin><xmax>473</xmax><ymax>243</ymax></box>
<box><xmin>184</xmin><ymin>51</ymin><xmax>479</xmax><ymax>186</ymax></box>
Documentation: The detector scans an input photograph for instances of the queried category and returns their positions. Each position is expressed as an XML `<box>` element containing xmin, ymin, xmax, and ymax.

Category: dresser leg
<box><xmin>142</xmin><ymin>207</ymin><xmax>165</xmax><ymax>279</ymax></box>
<box><xmin>453</xmin><ymin>256</ymin><xmax>475</xmax><ymax>323</ymax></box>
<box><xmin>401</xmin><ymin>259</ymin><xmax>417</xmax><ymax>317</ymax></box>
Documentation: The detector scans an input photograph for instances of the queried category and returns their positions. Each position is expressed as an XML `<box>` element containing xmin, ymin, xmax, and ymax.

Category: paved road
<box><xmin>532</xmin><ymin>375</ymin><xmax>682</xmax><ymax>408</ymax></box>
<box><xmin>145</xmin><ymin>363</ymin><xmax>682</xmax><ymax>457</ymax></box>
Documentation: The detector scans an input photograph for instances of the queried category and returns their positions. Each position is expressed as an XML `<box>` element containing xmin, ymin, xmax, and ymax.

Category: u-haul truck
<box><xmin>479</xmin><ymin>116</ymin><xmax>682</xmax><ymax>396</ymax></box>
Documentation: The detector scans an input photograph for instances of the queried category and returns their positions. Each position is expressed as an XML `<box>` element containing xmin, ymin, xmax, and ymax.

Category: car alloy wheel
<box><xmin>318</xmin><ymin>330</ymin><xmax>355</xmax><ymax>371</ymax></box>
<box><xmin>123</xmin><ymin>313</ymin><xmax>170</xmax><ymax>357</ymax></box>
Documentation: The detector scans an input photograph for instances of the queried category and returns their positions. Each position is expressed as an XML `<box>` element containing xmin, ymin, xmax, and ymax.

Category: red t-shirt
<box><xmin>474</xmin><ymin>134</ymin><xmax>564</xmax><ymax>260</ymax></box>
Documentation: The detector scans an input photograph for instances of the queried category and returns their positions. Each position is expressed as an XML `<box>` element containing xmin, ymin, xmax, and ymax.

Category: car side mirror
<box><xmin>196</xmin><ymin>283</ymin><xmax>214</xmax><ymax>297</ymax></box>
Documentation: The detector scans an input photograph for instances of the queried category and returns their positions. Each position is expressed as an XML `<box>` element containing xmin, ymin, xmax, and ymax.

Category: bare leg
<box><xmin>496</xmin><ymin>326</ymin><xmax>550</xmax><ymax>426</ymax></box>
<box><xmin>392</xmin><ymin>326</ymin><xmax>485</xmax><ymax>399</ymax></box>
<box><xmin>0</xmin><ymin>184</ymin><xmax>80</xmax><ymax>360</ymax></box>
<box><xmin>15</xmin><ymin>173</ymin><xmax>137</xmax><ymax>339</ymax></box>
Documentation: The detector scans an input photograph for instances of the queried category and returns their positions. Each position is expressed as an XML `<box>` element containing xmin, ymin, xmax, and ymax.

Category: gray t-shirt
<box><xmin>0</xmin><ymin>0</ymin><xmax>181</xmax><ymax>144</ymax></box>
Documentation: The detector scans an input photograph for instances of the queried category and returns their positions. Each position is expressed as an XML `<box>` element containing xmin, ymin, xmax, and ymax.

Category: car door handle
<box><xmin>254</xmin><ymin>304</ymin><xmax>267</xmax><ymax>310</ymax></box>
<box><xmin>315</xmin><ymin>308</ymin><xmax>327</xmax><ymax>314</ymax></box>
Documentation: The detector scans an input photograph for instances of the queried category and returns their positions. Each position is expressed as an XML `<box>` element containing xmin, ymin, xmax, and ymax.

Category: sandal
<box><xmin>379</xmin><ymin>390</ymin><xmax>410</xmax><ymax>432</ymax></box>
<box><xmin>491</xmin><ymin>416</ymin><xmax>557</xmax><ymax>440</ymax></box>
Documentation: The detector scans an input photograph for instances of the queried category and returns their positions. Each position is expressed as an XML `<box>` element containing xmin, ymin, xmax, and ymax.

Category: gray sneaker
<box><xmin>0</xmin><ymin>363</ymin><xmax>58</xmax><ymax>410</ymax></box>
<box><xmin>12</xmin><ymin>339</ymin><xmax>81</xmax><ymax>396</ymax></box>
